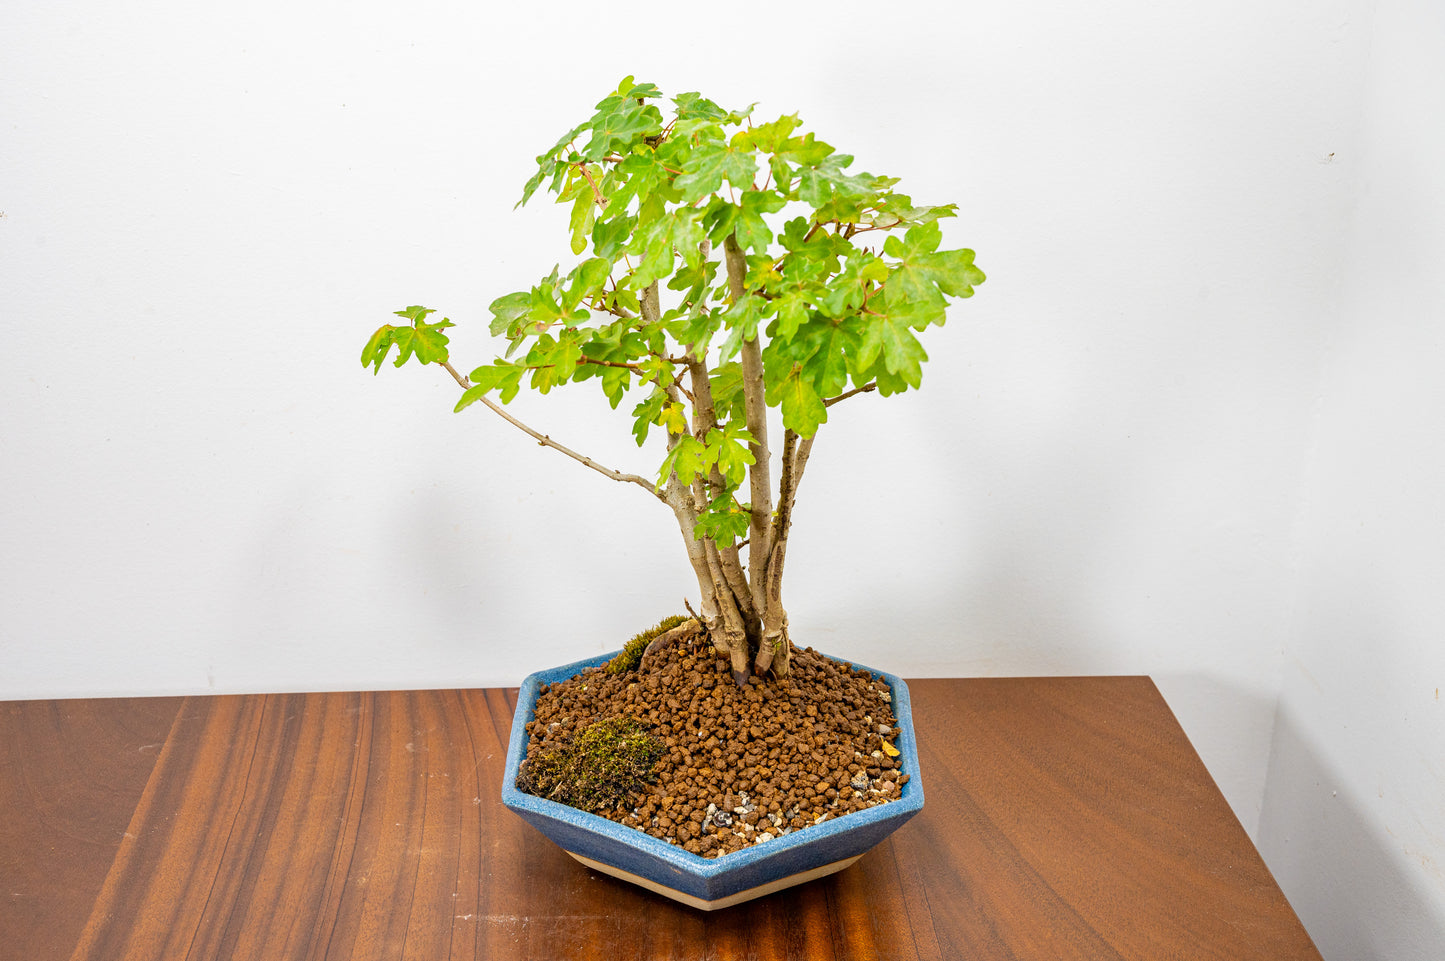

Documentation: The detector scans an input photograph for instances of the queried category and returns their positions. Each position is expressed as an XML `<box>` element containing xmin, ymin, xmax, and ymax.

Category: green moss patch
<box><xmin>516</xmin><ymin>715</ymin><xmax>665</xmax><ymax>813</ymax></box>
<box><xmin>605</xmin><ymin>614</ymin><xmax>689</xmax><ymax>674</ymax></box>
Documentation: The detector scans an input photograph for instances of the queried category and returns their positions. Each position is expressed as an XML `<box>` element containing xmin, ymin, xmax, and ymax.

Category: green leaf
<box><xmin>591</xmin><ymin>213</ymin><xmax>635</xmax><ymax>261</ymax></box>
<box><xmin>524</xmin><ymin>332</ymin><xmax>584</xmax><ymax>394</ymax></box>
<box><xmin>605</xmin><ymin>152</ymin><xmax>672</xmax><ymax>215</ymax></box>
<box><xmin>734</xmin><ymin>188</ymin><xmax>786</xmax><ymax>253</ymax></box>
<box><xmin>709</xmin><ymin>361</ymin><xmax>746</xmax><ymax>424</ymax></box>
<box><xmin>882</xmin><ymin>221</ymin><xmax>987</xmax><ymax>327</ymax></box>
<box><xmin>657</xmin><ymin>434</ymin><xmax>707</xmax><ymax>487</ymax></box>
<box><xmin>731</xmin><ymin>114</ymin><xmax>800</xmax><ymax>155</ymax></box>
<box><xmin>394</xmin><ymin>305</ymin><xmax>436</xmax><ymax>324</ymax></box>
<box><xmin>867</xmin><ymin>194</ymin><xmax>958</xmax><ymax>230</ymax></box>
<box><xmin>672</xmin><ymin>91</ymin><xmax>731</xmax><ymax>123</ymax></box>
<box><xmin>857</xmin><ymin>311</ymin><xmax>928</xmax><ymax>388</ymax></box>
<box><xmin>708</xmin><ymin>424</ymin><xmax>756</xmax><ymax>486</ymax></box>
<box><xmin>566</xmin><ymin>257</ymin><xmax>612</xmax><ymax>304</ymax></box>
<box><xmin>766</xmin><ymin>364</ymin><xmax>827</xmax><ymax>436</ymax></box>
<box><xmin>599</xmin><ymin>365</ymin><xmax>631</xmax><ymax>409</ymax></box>
<box><xmin>621</xmin><ymin>78</ymin><xmax>663</xmax><ymax>100</ymax></box>
<box><xmin>456</xmin><ymin>362</ymin><xmax>524</xmax><ymax>410</ymax></box>
<box><xmin>673</xmin><ymin>143</ymin><xmax>759</xmax><ymax>203</ymax></box>
<box><xmin>519</xmin><ymin>122</ymin><xmax>590</xmax><ymax>207</ymax></box>
<box><xmin>360</xmin><ymin>326</ymin><xmax>397</xmax><ymax>373</ymax></box>
<box><xmin>799</xmin><ymin>320</ymin><xmax>855</xmax><ymax>398</ymax></box>
<box><xmin>631</xmin><ymin>389</ymin><xmax>666</xmax><ymax>446</ymax></box>
<box><xmin>775</xmin><ymin>131</ymin><xmax>835</xmax><ymax>167</ymax></box>
<box><xmin>488</xmin><ymin>292</ymin><xmax>531</xmax><ymax>338</ymax></box>
<box><xmin>661</xmin><ymin>401</ymin><xmax>688</xmax><ymax>436</ymax></box>
<box><xmin>364</xmin><ymin>309</ymin><xmax>453</xmax><ymax>371</ymax></box>
<box><xmin>583</xmin><ymin>94</ymin><xmax>664</xmax><ymax>161</ymax></box>
<box><xmin>717</xmin><ymin>294</ymin><xmax>767</xmax><ymax>355</ymax></box>
<box><xmin>569</xmin><ymin>192</ymin><xmax>596</xmax><ymax>256</ymax></box>
<box><xmin>772</xmin><ymin>291</ymin><xmax>809</xmax><ymax>341</ymax></box>
<box><xmin>694</xmin><ymin>492</ymin><xmax>751</xmax><ymax>543</ymax></box>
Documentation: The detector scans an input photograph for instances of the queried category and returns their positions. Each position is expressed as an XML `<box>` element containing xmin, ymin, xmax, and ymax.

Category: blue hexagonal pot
<box><xmin>501</xmin><ymin>650</ymin><xmax>924</xmax><ymax>910</ymax></box>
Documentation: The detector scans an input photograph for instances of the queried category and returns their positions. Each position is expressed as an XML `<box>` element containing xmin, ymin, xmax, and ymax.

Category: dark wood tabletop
<box><xmin>0</xmin><ymin>676</ymin><xmax>1320</xmax><ymax>961</ymax></box>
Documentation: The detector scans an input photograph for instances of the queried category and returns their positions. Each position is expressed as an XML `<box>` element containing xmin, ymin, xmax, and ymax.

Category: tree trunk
<box><xmin>660</xmin><ymin>235</ymin><xmax>823</xmax><ymax>685</ymax></box>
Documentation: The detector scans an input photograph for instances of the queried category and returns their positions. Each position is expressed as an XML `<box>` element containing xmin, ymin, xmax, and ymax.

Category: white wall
<box><xmin>0</xmin><ymin>0</ymin><xmax>1367</xmax><ymax>860</ymax></box>
<box><xmin>1257</xmin><ymin>0</ymin><xmax>1445</xmax><ymax>957</ymax></box>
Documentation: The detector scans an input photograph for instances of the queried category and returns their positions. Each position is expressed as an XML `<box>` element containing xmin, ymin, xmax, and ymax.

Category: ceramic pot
<box><xmin>500</xmin><ymin>650</ymin><xmax>924</xmax><ymax>910</ymax></box>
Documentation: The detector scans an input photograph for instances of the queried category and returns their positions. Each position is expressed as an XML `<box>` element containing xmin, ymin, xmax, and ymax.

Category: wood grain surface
<box><xmin>0</xmin><ymin>678</ymin><xmax>1320</xmax><ymax>961</ymax></box>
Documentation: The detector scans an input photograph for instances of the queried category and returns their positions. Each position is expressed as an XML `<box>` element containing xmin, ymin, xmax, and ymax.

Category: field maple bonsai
<box><xmin>363</xmin><ymin>77</ymin><xmax>984</xmax><ymax>689</ymax></box>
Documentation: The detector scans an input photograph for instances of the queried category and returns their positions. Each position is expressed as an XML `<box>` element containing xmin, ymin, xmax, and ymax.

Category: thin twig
<box><xmin>438</xmin><ymin>361</ymin><xmax>665</xmax><ymax>503</ymax></box>
<box><xmin>826</xmin><ymin>381</ymin><xmax>878</xmax><ymax>407</ymax></box>
<box><xmin>577</xmin><ymin>357</ymin><xmax>645</xmax><ymax>373</ymax></box>
<box><xmin>594</xmin><ymin>300</ymin><xmax>638</xmax><ymax>321</ymax></box>
<box><xmin>441</xmin><ymin>360</ymin><xmax>471</xmax><ymax>389</ymax></box>
<box><xmin>576</xmin><ymin>163</ymin><xmax>606</xmax><ymax>207</ymax></box>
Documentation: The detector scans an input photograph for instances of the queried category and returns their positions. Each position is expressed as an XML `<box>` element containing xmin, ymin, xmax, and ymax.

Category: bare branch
<box><xmin>756</xmin><ymin>429</ymin><xmax>815</xmax><ymax>678</ymax></box>
<box><xmin>439</xmin><ymin>361</ymin><xmax>665</xmax><ymax>503</ymax></box>
<box><xmin>769</xmin><ymin>429</ymin><xmax>797</xmax><ymax>555</ymax></box>
<box><xmin>780</xmin><ymin>431</ymin><xmax>817</xmax><ymax>526</ymax></box>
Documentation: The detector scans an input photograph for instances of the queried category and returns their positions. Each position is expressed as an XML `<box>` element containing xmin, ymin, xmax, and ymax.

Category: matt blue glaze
<box><xmin>500</xmin><ymin>650</ymin><xmax>925</xmax><ymax>904</ymax></box>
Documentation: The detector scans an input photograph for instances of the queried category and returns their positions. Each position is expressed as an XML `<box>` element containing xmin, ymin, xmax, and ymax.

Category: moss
<box><xmin>605</xmin><ymin>614</ymin><xmax>689</xmax><ymax>674</ymax></box>
<box><xmin>516</xmin><ymin>716</ymin><xmax>665</xmax><ymax>813</ymax></box>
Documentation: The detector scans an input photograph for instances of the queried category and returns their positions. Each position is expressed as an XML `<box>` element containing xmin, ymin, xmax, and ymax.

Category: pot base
<box><xmin>569</xmin><ymin>850</ymin><xmax>864</xmax><ymax>911</ymax></box>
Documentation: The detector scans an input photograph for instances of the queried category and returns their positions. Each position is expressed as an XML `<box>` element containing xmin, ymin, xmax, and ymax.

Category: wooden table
<box><xmin>0</xmin><ymin>677</ymin><xmax>1320</xmax><ymax>960</ymax></box>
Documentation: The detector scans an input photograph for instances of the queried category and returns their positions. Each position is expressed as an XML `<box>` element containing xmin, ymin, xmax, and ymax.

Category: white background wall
<box><xmin>1255</xmin><ymin>0</ymin><xmax>1445</xmax><ymax>956</ymax></box>
<box><xmin>1</xmin><ymin>2</ymin><xmax>1438</xmax><ymax>955</ymax></box>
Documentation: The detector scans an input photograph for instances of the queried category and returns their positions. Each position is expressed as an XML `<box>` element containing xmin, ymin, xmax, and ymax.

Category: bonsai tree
<box><xmin>362</xmin><ymin>77</ymin><xmax>984</xmax><ymax>687</ymax></box>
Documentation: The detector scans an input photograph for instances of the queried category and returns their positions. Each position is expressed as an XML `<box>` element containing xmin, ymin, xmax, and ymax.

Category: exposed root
<box><xmin>637</xmin><ymin>618</ymin><xmax>703</xmax><ymax>675</ymax></box>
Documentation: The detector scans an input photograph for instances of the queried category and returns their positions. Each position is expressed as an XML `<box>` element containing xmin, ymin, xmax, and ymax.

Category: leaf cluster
<box><xmin>363</xmin><ymin>77</ymin><xmax>984</xmax><ymax>541</ymax></box>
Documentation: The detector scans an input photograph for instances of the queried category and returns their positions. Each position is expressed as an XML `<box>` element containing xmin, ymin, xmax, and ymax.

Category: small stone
<box><xmin>755</xmin><ymin>832</ymin><xmax>774</xmax><ymax>843</ymax></box>
<box><xmin>850</xmin><ymin>771</ymin><xmax>869</xmax><ymax>791</ymax></box>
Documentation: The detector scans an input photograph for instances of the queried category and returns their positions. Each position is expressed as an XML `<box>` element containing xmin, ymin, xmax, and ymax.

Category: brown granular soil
<box><xmin>519</xmin><ymin>631</ymin><xmax>909</xmax><ymax>859</ymax></box>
